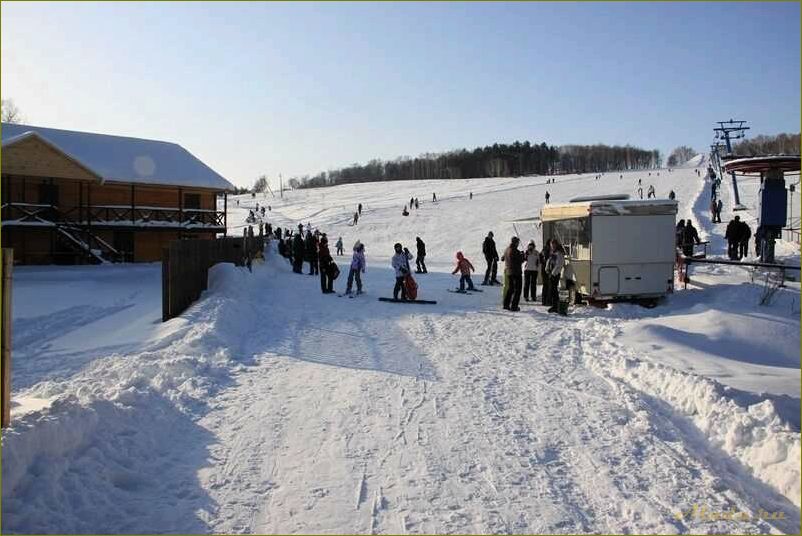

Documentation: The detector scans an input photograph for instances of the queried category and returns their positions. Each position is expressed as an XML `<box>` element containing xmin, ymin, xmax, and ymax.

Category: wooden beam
<box><xmin>2</xmin><ymin>248</ymin><xmax>13</xmax><ymax>428</ymax></box>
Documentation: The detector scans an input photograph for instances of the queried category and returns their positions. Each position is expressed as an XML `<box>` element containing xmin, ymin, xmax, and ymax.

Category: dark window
<box><xmin>38</xmin><ymin>183</ymin><xmax>59</xmax><ymax>205</ymax></box>
<box><xmin>184</xmin><ymin>193</ymin><xmax>201</xmax><ymax>209</ymax></box>
<box><xmin>543</xmin><ymin>217</ymin><xmax>591</xmax><ymax>258</ymax></box>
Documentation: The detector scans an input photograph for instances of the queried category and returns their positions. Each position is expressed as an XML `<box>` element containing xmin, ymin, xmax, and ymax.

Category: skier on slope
<box><xmin>391</xmin><ymin>243</ymin><xmax>413</xmax><ymax>301</ymax></box>
<box><xmin>482</xmin><ymin>231</ymin><xmax>501</xmax><ymax>285</ymax></box>
<box><xmin>415</xmin><ymin>237</ymin><xmax>427</xmax><ymax>273</ymax></box>
<box><xmin>345</xmin><ymin>241</ymin><xmax>366</xmax><ymax>295</ymax></box>
<box><xmin>335</xmin><ymin>236</ymin><xmax>344</xmax><ymax>256</ymax></box>
<box><xmin>451</xmin><ymin>251</ymin><xmax>476</xmax><ymax>292</ymax></box>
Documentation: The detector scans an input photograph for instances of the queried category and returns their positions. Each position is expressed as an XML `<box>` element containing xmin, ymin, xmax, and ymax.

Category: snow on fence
<box><xmin>162</xmin><ymin>232</ymin><xmax>266</xmax><ymax>322</ymax></box>
<box><xmin>1</xmin><ymin>248</ymin><xmax>12</xmax><ymax>428</ymax></box>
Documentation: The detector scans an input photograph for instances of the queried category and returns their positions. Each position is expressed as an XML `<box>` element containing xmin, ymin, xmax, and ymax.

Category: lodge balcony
<box><xmin>1</xmin><ymin>202</ymin><xmax>227</xmax><ymax>232</ymax></box>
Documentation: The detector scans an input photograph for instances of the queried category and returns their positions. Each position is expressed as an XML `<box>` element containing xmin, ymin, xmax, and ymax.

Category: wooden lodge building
<box><xmin>1</xmin><ymin>123</ymin><xmax>235</xmax><ymax>264</ymax></box>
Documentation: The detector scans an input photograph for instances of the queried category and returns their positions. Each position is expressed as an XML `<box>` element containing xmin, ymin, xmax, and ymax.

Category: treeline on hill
<box><xmin>286</xmin><ymin>142</ymin><xmax>662</xmax><ymax>189</ymax></box>
<box><xmin>732</xmin><ymin>133</ymin><xmax>801</xmax><ymax>156</ymax></box>
<box><xmin>666</xmin><ymin>146</ymin><xmax>698</xmax><ymax>167</ymax></box>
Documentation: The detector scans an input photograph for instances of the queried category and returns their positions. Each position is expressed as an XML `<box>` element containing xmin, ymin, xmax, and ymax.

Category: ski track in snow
<box><xmin>3</xmin><ymin>161</ymin><xmax>800</xmax><ymax>534</ymax></box>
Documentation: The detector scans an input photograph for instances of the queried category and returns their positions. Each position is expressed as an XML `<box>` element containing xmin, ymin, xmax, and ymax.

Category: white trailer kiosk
<box><xmin>540</xmin><ymin>195</ymin><xmax>678</xmax><ymax>301</ymax></box>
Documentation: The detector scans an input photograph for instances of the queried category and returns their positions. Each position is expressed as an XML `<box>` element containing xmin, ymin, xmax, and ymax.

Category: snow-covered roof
<box><xmin>1</xmin><ymin>122</ymin><xmax>235</xmax><ymax>191</ymax></box>
<box><xmin>542</xmin><ymin>199</ymin><xmax>678</xmax><ymax>220</ymax></box>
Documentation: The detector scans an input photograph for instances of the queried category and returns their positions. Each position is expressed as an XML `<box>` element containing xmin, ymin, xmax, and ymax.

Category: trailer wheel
<box><xmin>637</xmin><ymin>298</ymin><xmax>659</xmax><ymax>309</ymax></box>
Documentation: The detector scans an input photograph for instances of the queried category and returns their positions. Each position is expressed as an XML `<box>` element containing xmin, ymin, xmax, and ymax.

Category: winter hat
<box><xmin>353</xmin><ymin>240</ymin><xmax>362</xmax><ymax>251</ymax></box>
<box><xmin>456</xmin><ymin>251</ymin><xmax>464</xmax><ymax>259</ymax></box>
<box><xmin>488</xmin><ymin>231</ymin><xmax>494</xmax><ymax>237</ymax></box>
<box><xmin>511</xmin><ymin>236</ymin><xmax>520</xmax><ymax>244</ymax></box>
<box><xmin>394</xmin><ymin>243</ymin><xmax>402</xmax><ymax>250</ymax></box>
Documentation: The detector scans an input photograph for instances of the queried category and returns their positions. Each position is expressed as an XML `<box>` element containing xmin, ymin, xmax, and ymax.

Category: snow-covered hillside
<box><xmin>3</xmin><ymin>161</ymin><xmax>800</xmax><ymax>534</ymax></box>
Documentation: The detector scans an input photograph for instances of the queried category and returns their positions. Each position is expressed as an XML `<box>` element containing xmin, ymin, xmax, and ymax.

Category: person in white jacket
<box><xmin>391</xmin><ymin>243</ymin><xmax>413</xmax><ymax>300</ymax></box>
<box><xmin>523</xmin><ymin>240</ymin><xmax>541</xmax><ymax>302</ymax></box>
<box><xmin>547</xmin><ymin>240</ymin><xmax>565</xmax><ymax>313</ymax></box>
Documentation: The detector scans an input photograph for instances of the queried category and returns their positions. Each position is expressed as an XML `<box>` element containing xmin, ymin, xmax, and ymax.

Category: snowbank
<box><xmin>581</xmin><ymin>317</ymin><xmax>801</xmax><ymax>508</ymax></box>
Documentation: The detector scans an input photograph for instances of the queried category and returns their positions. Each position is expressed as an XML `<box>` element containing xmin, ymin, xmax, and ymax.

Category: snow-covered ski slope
<box><xmin>3</xmin><ymin>160</ymin><xmax>800</xmax><ymax>534</ymax></box>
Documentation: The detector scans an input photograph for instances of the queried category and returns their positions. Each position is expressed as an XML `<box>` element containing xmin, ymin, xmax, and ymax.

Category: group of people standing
<box><xmin>725</xmin><ymin>216</ymin><xmax>752</xmax><ymax>261</ymax></box>
<box><xmin>499</xmin><ymin>236</ymin><xmax>571</xmax><ymax>314</ymax></box>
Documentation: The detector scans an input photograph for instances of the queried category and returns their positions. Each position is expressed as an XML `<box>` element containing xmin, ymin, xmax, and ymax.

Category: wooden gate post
<box><xmin>2</xmin><ymin>249</ymin><xmax>14</xmax><ymax>428</ymax></box>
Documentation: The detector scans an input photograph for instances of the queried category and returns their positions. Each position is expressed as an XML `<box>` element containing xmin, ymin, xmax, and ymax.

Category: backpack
<box><xmin>329</xmin><ymin>263</ymin><xmax>340</xmax><ymax>280</ymax></box>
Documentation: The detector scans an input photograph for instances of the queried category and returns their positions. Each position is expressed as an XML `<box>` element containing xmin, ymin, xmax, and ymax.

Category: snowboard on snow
<box><xmin>378</xmin><ymin>297</ymin><xmax>437</xmax><ymax>305</ymax></box>
<box><xmin>338</xmin><ymin>292</ymin><xmax>366</xmax><ymax>298</ymax></box>
<box><xmin>447</xmin><ymin>288</ymin><xmax>483</xmax><ymax>294</ymax></box>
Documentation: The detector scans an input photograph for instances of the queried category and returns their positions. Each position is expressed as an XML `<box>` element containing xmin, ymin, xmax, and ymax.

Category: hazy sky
<box><xmin>2</xmin><ymin>1</ymin><xmax>799</xmax><ymax>188</ymax></box>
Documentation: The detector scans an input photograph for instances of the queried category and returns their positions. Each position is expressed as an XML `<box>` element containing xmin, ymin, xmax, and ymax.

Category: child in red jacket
<box><xmin>452</xmin><ymin>251</ymin><xmax>476</xmax><ymax>291</ymax></box>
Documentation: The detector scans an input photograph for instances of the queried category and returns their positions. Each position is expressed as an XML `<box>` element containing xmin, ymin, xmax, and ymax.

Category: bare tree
<box><xmin>1</xmin><ymin>99</ymin><xmax>23</xmax><ymax>123</ymax></box>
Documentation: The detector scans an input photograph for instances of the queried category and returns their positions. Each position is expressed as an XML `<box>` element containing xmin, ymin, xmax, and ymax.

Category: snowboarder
<box><xmin>545</xmin><ymin>191</ymin><xmax>550</xmax><ymax>204</ymax></box>
<box><xmin>358</xmin><ymin>203</ymin><xmax>363</xmax><ymax>216</ymax></box>
<box><xmin>353</xmin><ymin>211</ymin><xmax>359</xmax><ymax>226</ymax></box>
<box><xmin>432</xmin><ymin>192</ymin><xmax>437</xmax><ymax>203</ymax></box>
<box><xmin>402</xmin><ymin>206</ymin><xmax>409</xmax><ymax>216</ymax></box>
<box><xmin>335</xmin><ymin>236</ymin><xmax>344</xmax><ymax>256</ymax></box>
<box><xmin>482</xmin><ymin>231</ymin><xmax>501</xmax><ymax>285</ymax></box>
<box><xmin>523</xmin><ymin>240</ymin><xmax>540</xmax><ymax>302</ymax></box>
<box><xmin>501</xmin><ymin>237</ymin><xmax>525</xmax><ymax>311</ymax></box>
<box><xmin>391</xmin><ymin>243</ymin><xmax>413</xmax><ymax>301</ymax></box>
<box><xmin>469</xmin><ymin>192</ymin><xmax>473</xmax><ymax>200</ymax></box>
<box><xmin>546</xmin><ymin>240</ymin><xmax>565</xmax><ymax>314</ymax></box>
<box><xmin>715</xmin><ymin>199</ymin><xmax>723</xmax><ymax>223</ymax></box>
<box><xmin>682</xmin><ymin>220</ymin><xmax>701</xmax><ymax>258</ymax></box>
<box><xmin>318</xmin><ymin>236</ymin><xmax>336</xmax><ymax>294</ymax></box>
<box><xmin>415</xmin><ymin>237</ymin><xmax>427</xmax><ymax>273</ymax></box>
<box><xmin>637</xmin><ymin>187</ymin><xmax>643</xmax><ymax>199</ymax></box>
<box><xmin>414</xmin><ymin>198</ymin><xmax>419</xmax><ymax>209</ymax></box>
<box><xmin>345</xmin><ymin>241</ymin><xmax>366</xmax><ymax>295</ymax></box>
<box><xmin>647</xmin><ymin>185</ymin><xmax>655</xmax><ymax>198</ymax></box>
<box><xmin>451</xmin><ymin>251</ymin><xmax>476</xmax><ymax>291</ymax></box>
<box><xmin>668</xmin><ymin>190</ymin><xmax>676</xmax><ymax>200</ymax></box>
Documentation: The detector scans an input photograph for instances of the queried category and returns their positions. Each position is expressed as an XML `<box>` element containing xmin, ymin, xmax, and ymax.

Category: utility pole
<box><xmin>713</xmin><ymin>119</ymin><xmax>750</xmax><ymax>210</ymax></box>
<box><xmin>279</xmin><ymin>174</ymin><xmax>283</xmax><ymax>199</ymax></box>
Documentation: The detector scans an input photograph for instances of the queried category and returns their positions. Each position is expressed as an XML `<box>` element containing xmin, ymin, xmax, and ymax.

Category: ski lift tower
<box><xmin>713</xmin><ymin>119</ymin><xmax>750</xmax><ymax>210</ymax></box>
<box><xmin>723</xmin><ymin>155</ymin><xmax>800</xmax><ymax>263</ymax></box>
<box><xmin>709</xmin><ymin>142</ymin><xmax>727</xmax><ymax>179</ymax></box>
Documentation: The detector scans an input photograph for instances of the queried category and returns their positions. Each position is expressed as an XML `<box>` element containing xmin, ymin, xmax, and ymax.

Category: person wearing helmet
<box><xmin>451</xmin><ymin>251</ymin><xmax>476</xmax><ymax>291</ymax></box>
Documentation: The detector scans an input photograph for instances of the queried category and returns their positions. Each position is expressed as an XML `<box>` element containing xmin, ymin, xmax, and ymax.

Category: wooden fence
<box><xmin>2</xmin><ymin>249</ymin><xmax>13</xmax><ymax>428</ymax></box>
<box><xmin>162</xmin><ymin>232</ymin><xmax>266</xmax><ymax>322</ymax></box>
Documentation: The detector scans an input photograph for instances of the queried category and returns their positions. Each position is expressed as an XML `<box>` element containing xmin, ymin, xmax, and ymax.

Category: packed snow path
<box><xmin>195</xmin><ymin>259</ymin><xmax>798</xmax><ymax>534</ymax></box>
<box><xmin>3</xmin><ymin>162</ymin><xmax>799</xmax><ymax>534</ymax></box>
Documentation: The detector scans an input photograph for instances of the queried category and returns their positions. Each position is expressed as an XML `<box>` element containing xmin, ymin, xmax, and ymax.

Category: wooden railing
<box><xmin>2</xmin><ymin>203</ymin><xmax>225</xmax><ymax>229</ymax></box>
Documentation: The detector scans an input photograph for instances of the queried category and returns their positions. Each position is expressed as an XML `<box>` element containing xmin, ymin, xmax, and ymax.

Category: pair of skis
<box><xmin>447</xmin><ymin>288</ymin><xmax>483</xmax><ymax>295</ymax></box>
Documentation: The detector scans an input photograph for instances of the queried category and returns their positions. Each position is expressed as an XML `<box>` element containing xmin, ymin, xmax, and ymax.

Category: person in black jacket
<box><xmin>725</xmin><ymin>216</ymin><xmax>741</xmax><ymax>260</ymax></box>
<box><xmin>501</xmin><ymin>237</ymin><xmax>525</xmax><ymax>311</ymax></box>
<box><xmin>305</xmin><ymin>231</ymin><xmax>319</xmax><ymax>275</ymax></box>
<box><xmin>415</xmin><ymin>237</ymin><xmax>427</xmax><ymax>273</ymax></box>
<box><xmin>540</xmin><ymin>239</ymin><xmax>552</xmax><ymax>306</ymax></box>
<box><xmin>739</xmin><ymin>220</ymin><xmax>751</xmax><ymax>260</ymax></box>
<box><xmin>682</xmin><ymin>220</ymin><xmax>700</xmax><ymax>257</ymax></box>
<box><xmin>482</xmin><ymin>231</ymin><xmax>501</xmax><ymax>285</ymax></box>
<box><xmin>292</xmin><ymin>228</ymin><xmax>305</xmax><ymax>273</ymax></box>
<box><xmin>318</xmin><ymin>235</ymin><xmax>335</xmax><ymax>293</ymax></box>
